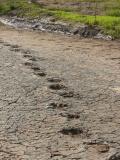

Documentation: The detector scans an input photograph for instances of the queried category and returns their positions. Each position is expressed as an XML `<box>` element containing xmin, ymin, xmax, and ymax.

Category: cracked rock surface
<box><xmin>0</xmin><ymin>26</ymin><xmax>120</xmax><ymax>160</ymax></box>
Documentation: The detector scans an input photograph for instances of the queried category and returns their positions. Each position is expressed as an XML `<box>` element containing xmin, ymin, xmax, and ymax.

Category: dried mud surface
<box><xmin>0</xmin><ymin>26</ymin><xmax>120</xmax><ymax>160</ymax></box>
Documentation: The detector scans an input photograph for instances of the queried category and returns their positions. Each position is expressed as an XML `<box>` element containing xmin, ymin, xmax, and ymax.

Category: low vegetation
<box><xmin>0</xmin><ymin>0</ymin><xmax>120</xmax><ymax>38</ymax></box>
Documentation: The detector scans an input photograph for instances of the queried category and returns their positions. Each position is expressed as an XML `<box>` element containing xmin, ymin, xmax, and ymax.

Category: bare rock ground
<box><xmin>0</xmin><ymin>26</ymin><xmax>120</xmax><ymax>160</ymax></box>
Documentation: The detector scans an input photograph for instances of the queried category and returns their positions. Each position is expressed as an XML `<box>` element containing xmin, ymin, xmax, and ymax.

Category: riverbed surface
<box><xmin>0</xmin><ymin>25</ymin><xmax>120</xmax><ymax>160</ymax></box>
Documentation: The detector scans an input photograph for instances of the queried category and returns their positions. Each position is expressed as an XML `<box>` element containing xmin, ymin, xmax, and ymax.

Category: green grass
<box><xmin>52</xmin><ymin>11</ymin><xmax>120</xmax><ymax>38</ymax></box>
<box><xmin>0</xmin><ymin>0</ymin><xmax>120</xmax><ymax>38</ymax></box>
<box><xmin>106</xmin><ymin>9</ymin><xmax>120</xmax><ymax>17</ymax></box>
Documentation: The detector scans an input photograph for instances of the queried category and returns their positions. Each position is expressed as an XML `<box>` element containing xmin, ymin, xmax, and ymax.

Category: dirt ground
<box><xmin>0</xmin><ymin>25</ymin><xmax>120</xmax><ymax>160</ymax></box>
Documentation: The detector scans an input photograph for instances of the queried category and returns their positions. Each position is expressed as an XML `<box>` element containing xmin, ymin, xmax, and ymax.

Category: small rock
<box><xmin>72</xmin><ymin>28</ymin><xmax>79</xmax><ymax>35</ymax></box>
<box><xmin>94</xmin><ymin>33</ymin><xmax>113</xmax><ymax>40</ymax></box>
<box><xmin>96</xmin><ymin>144</ymin><xmax>110</xmax><ymax>153</ymax></box>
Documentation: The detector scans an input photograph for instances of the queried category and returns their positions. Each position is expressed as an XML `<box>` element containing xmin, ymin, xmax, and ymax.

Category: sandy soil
<box><xmin>0</xmin><ymin>25</ymin><xmax>120</xmax><ymax>160</ymax></box>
